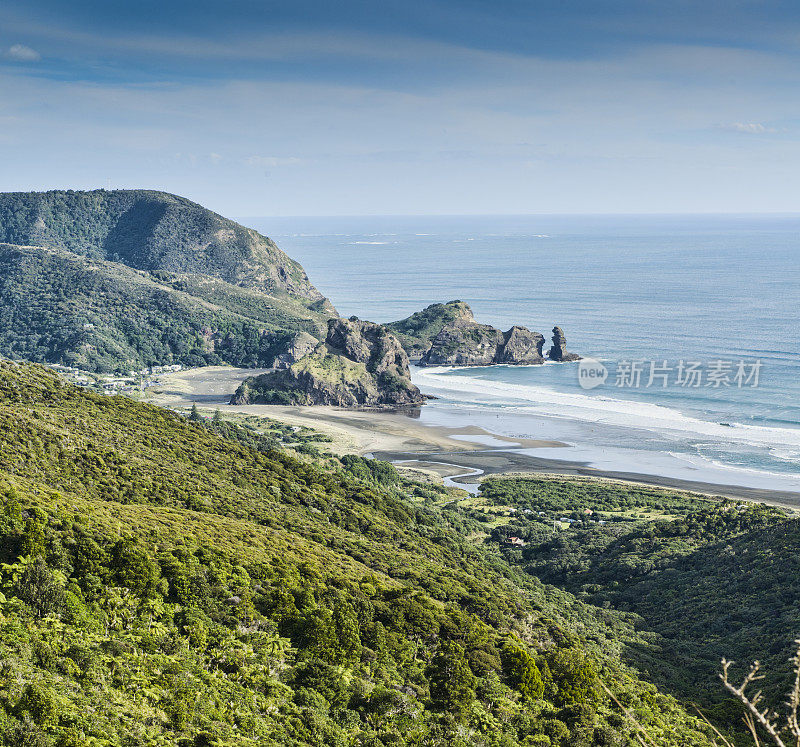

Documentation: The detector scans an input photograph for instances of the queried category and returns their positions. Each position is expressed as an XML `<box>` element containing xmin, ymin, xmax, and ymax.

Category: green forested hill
<box><xmin>479</xmin><ymin>477</ymin><xmax>800</xmax><ymax>719</ymax></box>
<box><xmin>0</xmin><ymin>190</ymin><xmax>320</xmax><ymax>300</ymax></box>
<box><xmin>0</xmin><ymin>243</ymin><xmax>329</xmax><ymax>372</ymax></box>
<box><xmin>0</xmin><ymin>190</ymin><xmax>335</xmax><ymax>371</ymax></box>
<box><xmin>0</xmin><ymin>361</ymin><xmax>716</xmax><ymax>745</ymax></box>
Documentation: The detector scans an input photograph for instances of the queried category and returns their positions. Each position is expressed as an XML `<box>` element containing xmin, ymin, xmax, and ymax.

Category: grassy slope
<box><xmin>0</xmin><ymin>361</ymin><xmax>715</xmax><ymax>746</ymax></box>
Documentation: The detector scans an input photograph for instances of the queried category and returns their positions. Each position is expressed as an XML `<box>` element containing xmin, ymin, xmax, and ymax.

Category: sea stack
<box><xmin>496</xmin><ymin>326</ymin><xmax>546</xmax><ymax>364</ymax></box>
<box><xmin>548</xmin><ymin>326</ymin><xmax>581</xmax><ymax>362</ymax></box>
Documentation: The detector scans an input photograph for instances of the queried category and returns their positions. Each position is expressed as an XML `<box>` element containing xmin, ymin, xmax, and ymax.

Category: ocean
<box><xmin>246</xmin><ymin>214</ymin><xmax>800</xmax><ymax>492</ymax></box>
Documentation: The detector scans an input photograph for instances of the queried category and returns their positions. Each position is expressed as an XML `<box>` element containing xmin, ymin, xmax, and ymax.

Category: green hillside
<box><xmin>0</xmin><ymin>243</ymin><xmax>329</xmax><ymax>372</ymax></box>
<box><xmin>0</xmin><ymin>190</ymin><xmax>321</xmax><ymax>300</ymax></box>
<box><xmin>0</xmin><ymin>191</ymin><xmax>335</xmax><ymax>372</ymax></box>
<box><xmin>479</xmin><ymin>476</ymin><xmax>800</xmax><ymax>719</ymax></box>
<box><xmin>0</xmin><ymin>361</ymin><xmax>717</xmax><ymax>745</ymax></box>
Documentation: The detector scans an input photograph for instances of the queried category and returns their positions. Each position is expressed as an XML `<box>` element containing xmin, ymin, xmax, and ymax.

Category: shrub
<box><xmin>15</xmin><ymin>684</ymin><xmax>60</xmax><ymax>727</ymax></box>
<box><xmin>16</xmin><ymin>560</ymin><xmax>65</xmax><ymax>618</ymax></box>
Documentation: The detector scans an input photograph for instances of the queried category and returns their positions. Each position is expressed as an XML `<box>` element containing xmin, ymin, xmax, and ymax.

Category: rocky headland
<box><xmin>419</xmin><ymin>320</ymin><xmax>545</xmax><ymax>367</ymax></box>
<box><xmin>231</xmin><ymin>317</ymin><xmax>424</xmax><ymax>408</ymax></box>
<box><xmin>0</xmin><ymin>191</ymin><xmax>582</xmax><ymax>405</ymax></box>
<box><xmin>390</xmin><ymin>301</ymin><xmax>580</xmax><ymax>367</ymax></box>
<box><xmin>386</xmin><ymin>300</ymin><xmax>476</xmax><ymax>358</ymax></box>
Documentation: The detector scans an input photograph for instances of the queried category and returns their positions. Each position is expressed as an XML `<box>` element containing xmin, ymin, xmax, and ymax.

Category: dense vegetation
<box><xmin>479</xmin><ymin>477</ymin><xmax>800</xmax><ymax>721</ymax></box>
<box><xmin>0</xmin><ymin>190</ymin><xmax>320</xmax><ymax>299</ymax></box>
<box><xmin>0</xmin><ymin>190</ymin><xmax>334</xmax><ymax>372</ymax></box>
<box><xmin>0</xmin><ymin>243</ymin><xmax>330</xmax><ymax>372</ymax></box>
<box><xmin>0</xmin><ymin>362</ymin><xmax>717</xmax><ymax>745</ymax></box>
<box><xmin>386</xmin><ymin>301</ymin><xmax>473</xmax><ymax>358</ymax></box>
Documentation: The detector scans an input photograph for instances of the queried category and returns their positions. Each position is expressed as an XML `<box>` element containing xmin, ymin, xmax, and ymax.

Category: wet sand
<box><xmin>142</xmin><ymin>366</ymin><xmax>565</xmax><ymax>456</ymax></box>
<box><xmin>144</xmin><ymin>366</ymin><xmax>800</xmax><ymax>508</ymax></box>
<box><xmin>374</xmin><ymin>448</ymin><xmax>800</xmax><ymax>507</ymax></box>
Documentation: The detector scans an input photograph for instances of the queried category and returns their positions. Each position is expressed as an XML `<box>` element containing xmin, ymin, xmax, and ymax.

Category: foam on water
<box><xmin>412</xmin><ymin>366</ymin><xmax>800</xmax><ymax>454</ymax></box>
<box><xmin>248</xmin><ymin>213</ymin><xmax>800</xmax><ymax>489</ymax></box>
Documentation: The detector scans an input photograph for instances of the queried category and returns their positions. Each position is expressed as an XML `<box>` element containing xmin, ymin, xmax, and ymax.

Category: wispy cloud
<box><xmin>4</xmin><ymin>43</ymin><xmax>41</xmax><ymax>62</ymax></box>
<box><xmin>1</xmin><ymin>6</ymin><xmax>799</xmax><ymax>214</ymax></box>
<box><xmin>720</xmin><ymin>122</ymin><xmax>777</xmax><ymax>134</ymax></box>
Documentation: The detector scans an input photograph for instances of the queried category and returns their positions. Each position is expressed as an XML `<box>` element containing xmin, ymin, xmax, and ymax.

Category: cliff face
<box><xmin>497</xmin><ymin>326</ymin><xmax>546</xmax><ymax>364</ymax></box>
<box><xmin>419</xmin><ymin>320</ymin><xmax>504</xmax><ymax>366</ymax></box>
<box><xmin>231</xmin><ymin>318</ymin><xmax>424</xmax><ymax>408</ymax></box>
<box><xmin>268</xmin><ymin>331</ymin><xmax>319</xmax><ymax>369</ymax></box>
<box><xmin>418</xmin><ymin>317</ymin><xmax>545</xmax><ymax>367</ymax></box>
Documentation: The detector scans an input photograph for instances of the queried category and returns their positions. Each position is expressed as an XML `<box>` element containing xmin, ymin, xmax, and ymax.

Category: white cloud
<box><xmin>720</xmin><ymin>122</ymin><xmax>776</xmax><ymax>134</ymax></box>
<box><xmin>0</xmin><ymin>38</ymin><xmax>798</xmax><ymax>214</ymax></box>
<box><xmin>5</xmin><ymin>44</ymin><xmax>41</xmax><ymax>62</ymax></box>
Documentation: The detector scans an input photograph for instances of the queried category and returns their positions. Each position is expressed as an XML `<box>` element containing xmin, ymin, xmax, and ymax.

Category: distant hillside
<box><xmin>0</xmin><ymin>190</ymin><xmax>335</xmax><ymax>371</ymax></box>
<box><xmin>0</xmin><ymin>360</ymin><xmax>717</xmax><ymax>745</ymax></box>
<box><xmin>0</xmin><ymin>189</ymin><xmax>322</xmax><ymax>300</ymax></box>
<box><xmin>0</xmin><ymin>243</ymin><xmax>330</xmax><ymax>371</ymax></box>
<box><xmin>479</xmin><ymin>476</ymin><xmax>800</xmax><ymax>717</ymax></box>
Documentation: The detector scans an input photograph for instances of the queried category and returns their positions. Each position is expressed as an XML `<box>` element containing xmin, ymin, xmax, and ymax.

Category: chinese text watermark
<box><xmin>578</xmin><ymin>358</ymin><xmax>762</xmax><ymax>390</ymax></box>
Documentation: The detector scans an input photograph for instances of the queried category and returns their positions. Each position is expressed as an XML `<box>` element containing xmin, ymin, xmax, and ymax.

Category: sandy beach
<box><xmin>142</xmin><ymin>366</ymin><xmax>565</xmax><ymax>455</ymax></box>
<box><xmin>143</xmin><ymin>366</ymin><xmax>800</xmax><ymax>508</ymax></box>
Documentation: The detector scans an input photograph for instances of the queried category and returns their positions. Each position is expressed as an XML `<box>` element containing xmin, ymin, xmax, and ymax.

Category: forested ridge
<box><xmin>0</xmin><ymin>361</ymin><xmax>719</xmax><ymax>746</ymax></box>
<box><xmin>0</xmin><ymin>190</ymin><xmax>320</xmax><ymax>300</ymax></box>
<box><xmin>0</xmin><ymin>190</ymin><xmax>334</xmax><ymax>372</ymax></box>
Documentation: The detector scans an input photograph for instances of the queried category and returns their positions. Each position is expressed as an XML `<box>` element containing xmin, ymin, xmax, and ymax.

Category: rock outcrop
<box><xmin>392</xmin><ymin>302</ymin><xmax>579</xmax><ymax>367</ymax></box>
<box><xmin>386</xmin><ymin>301</ymin><xmax>476</xmax><ymax>360</ymax></box>
<box><xmin>231</xmin><ymin>318</ymin><xmax>424</xmax><ymax>408</ymax></box>
<box><xmin>269</xmin><ymin>331</ymin><xmax>319</xmax><ymax>369</ymax></box>
<box><xmin>419</xmin><ymin>320</ymin><xmax>505</xmax><ymax>367</ymax></box>
<box><xmin>417</xmin><ymin>316</ymin><xmax>546</xmax><ymax>367</ymax></box>
<box><xmin>548</xmin><ymin>326</ymin><xmax>581</xmax><ymax>362</ymax></box>
<box><xmin>497</xmin><ymin>326</ymin><xmax>546</xmax><ymax>364</ymax></box>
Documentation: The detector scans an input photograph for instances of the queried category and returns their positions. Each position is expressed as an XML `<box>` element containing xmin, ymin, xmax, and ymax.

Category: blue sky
<box><xmin>1</xmin><ymin>1</ymin><xmax>799</xmax><ymax>215</ymax></box>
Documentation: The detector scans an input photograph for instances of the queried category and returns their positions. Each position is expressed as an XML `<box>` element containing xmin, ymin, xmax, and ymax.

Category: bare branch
<box><xmin>743</xmin><ymin>712</ymin><xmax>763</xmax><ymax>746</ymax></box>
<box><xmin>786</xmin><ymin>640</ymin><xmax>800</xmax><ymax>744</ymax></box>
<box><xmin>691</xmin><ymin>703</ymin><xmax>735</xmax><ymax>747</ymax></box>
<box><xmin>599</xmin><ymin>681</ymin><xmax>659</xmax><ymax>747</ymax></box>
<box><xmin>720</xmin><ymin>658</ymin><xmax>786</xmax><ymax>747</ymax></box>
